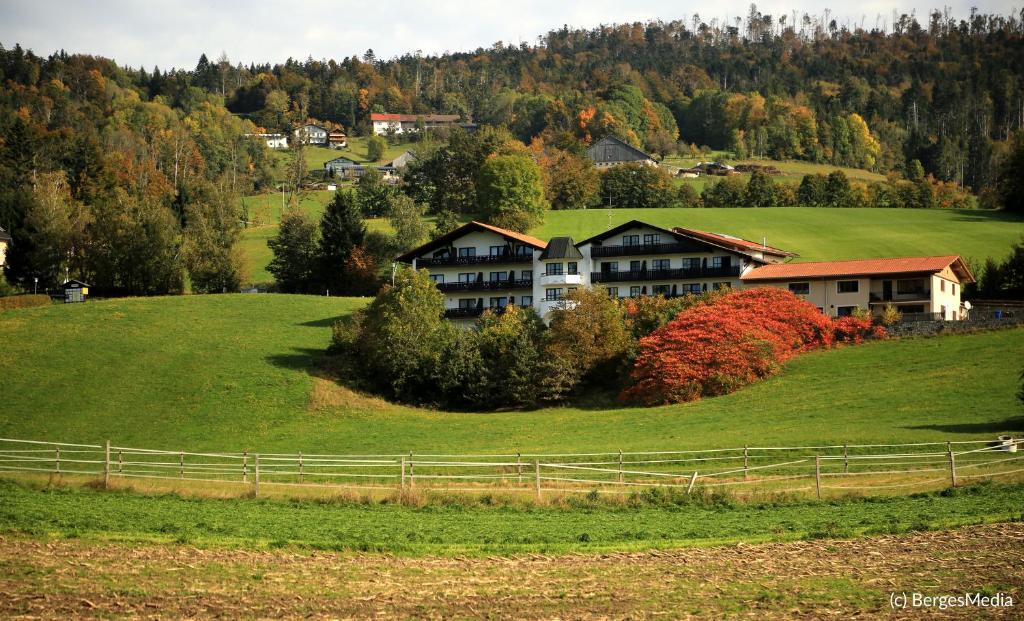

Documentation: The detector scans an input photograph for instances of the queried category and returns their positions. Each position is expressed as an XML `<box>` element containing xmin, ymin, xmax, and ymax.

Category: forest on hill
<box><xmin>0</xmin><ymin>6</ymin><xmax>1022</xmax><ymax>296</ymax></box>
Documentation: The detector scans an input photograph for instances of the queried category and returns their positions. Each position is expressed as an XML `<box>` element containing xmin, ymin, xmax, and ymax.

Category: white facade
<box><xmin>405</xmin><ymin>227</ymin><xmax>541</xmax><ymax>320</ymax></box>
<box><xmin>294</xmin><ymin>124</ymin><xmax>329</xmax><ymax>145</ymax></box>
<box><xmin>245</xmin><ymin>133</ymin><xmax>288</xmax><ymax>149</ymax></box>
<box><xmin>400</xmin><ymin>221</ymin><xmax>778</xmax><ymax>323</ymax></box>
<box><xmin>742</xmin><ymin>260</ymin><xmax>974</xmax><ymax>320</ymax></box>
<box><xmin>401</xmin><ymin>222</ymin><xmax>974</xmax><ymax>325</ymax></box>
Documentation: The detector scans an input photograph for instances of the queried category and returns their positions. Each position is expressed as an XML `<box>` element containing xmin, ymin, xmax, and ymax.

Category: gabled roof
<box><xmin>672</xmin><ymin>227</ymin><xmax>797</xmax><ymax>259</ymax></box>
<box><xmin>371</xmin><ymin>113</ymin><xmax>460</xmax><ymax>123</ymax></box>
<box><xmin>397</xmin><ymin>221</ymin><xmax>547</xmax><ymax>263</ymax></box>
<box><xmin>574</xmin><ymin>220</ymin><xmax>683</xmax><ymax>247</ymax></box>
<box><xmin>539</xmin><ymin>237</ymin><xmax>583</xmax><ymax>260</ymax></box>
<box><xmin>299</xmin><ymin>123</ymin><xmax>329</xmax><ymax>131</ymax></box>
<box><xmin>63</xmin><ymin>279</ymin><xmax>90</xmax><ymax>287</ymax></box>
<box><xmin>585</xmin><ymin>135</ymin><xmax>655</xmax><ymax>164</ymax></box>
<box><xmin>741</xmin><ymin>256</ymin><xmax>975</xmax><ymax>283</ymax></box>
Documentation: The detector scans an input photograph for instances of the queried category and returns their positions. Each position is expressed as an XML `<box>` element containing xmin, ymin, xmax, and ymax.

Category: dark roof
<box><xmin>63</xmin><ymin>279</ymin><xmax>90</xmax><ymax>288</ymax></box>
<box><xmin>0</xmin><ymin>227</ymin><xmax>10</xmax><ymax>241</ymax></box>
<box><xmin>574</xmin><ymin>220</ymin><xmax>682</xmax><ymax>247</ymax></box>
<box><xmin>672</xmin><ymin>227</ymin><xmax>797</xmax><ymax>259</ymax></box>
<box><xmin>585</xmin><ymin>135</ymin><xmax>655</xmax><ymax>164</ymax></box>
<box><xmin>397</xmin><ymin>221</ymin><xmax>547</xmax><ymax>263</ymax></box>
<box><xmin>539</xmin><ymin>237</ymin><xmax>583</xmax><ymax>260</ymax></box>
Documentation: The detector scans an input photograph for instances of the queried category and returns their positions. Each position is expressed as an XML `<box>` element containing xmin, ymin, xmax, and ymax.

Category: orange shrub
<box><xmin>622</xmin><ymin>288</ymin><xmax>883</xmax><ymax>405</ymax></box>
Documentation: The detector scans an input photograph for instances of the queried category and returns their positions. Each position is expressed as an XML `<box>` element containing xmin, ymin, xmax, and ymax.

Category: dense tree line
<box><xmin>0</xmin><ymin>46</ymin><xmax>275</xmax><ymax>294</ymax></box>
<box><xmin>50</xmin><ymin>8</ymin><xmax>1019</xmax><ymax>189</ymax></box>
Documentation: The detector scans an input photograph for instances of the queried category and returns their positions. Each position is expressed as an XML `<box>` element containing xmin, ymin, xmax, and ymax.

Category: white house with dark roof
<box><xmin>585</xmin><ymin>135</ymin><xmax>657</xmax><ymax>168</ymax></box>
<box><xmin>397</xmin><ymin>219</ymin><xmax>798</xmax><ymax>322</ymax></box>
<box><xmin>396</xmin><ymin>221</ymin><xmax>547</xmax><ymax>319</ymax></box>
<box><xmin>294</xmin><ymin>124</ymin><xmax>329</xmax><ymax>145</ymax></box>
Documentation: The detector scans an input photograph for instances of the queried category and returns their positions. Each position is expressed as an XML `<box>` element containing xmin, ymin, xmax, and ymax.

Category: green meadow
<box><xmin>1</xmin><ymin>295</ymin><xmax>1021</xmax><ymax>454</ymax></box>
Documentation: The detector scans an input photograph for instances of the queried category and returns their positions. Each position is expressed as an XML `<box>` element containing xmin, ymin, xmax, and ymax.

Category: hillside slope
<box><xmin>1</xmin><ymin>295</ymin><xmax>1021</xmax><ymax>454</ymax></box>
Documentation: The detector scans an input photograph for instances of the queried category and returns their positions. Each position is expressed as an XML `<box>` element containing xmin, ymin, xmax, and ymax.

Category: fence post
<box><xmin>687</xmin><ymin>471</ymin><xmax>698</xmax><ymax>494</ymax></box>
<box><xmin>409</xmin><ymin>451</ymin><xmax>414</xmax><ymax>487</ymax></box>
<box><xmin>517</xmin><ymin>452</ymin><xmax>522</xmax><ymax>484</ymax></box>
<box><xmin>948</xmin><ymin>450</ymin><xmax>957</xmax><ymax>488</ymax></box>
<box><xmin>400</xmin><ymin>456</ymin><xmax>406</xmax><ymax>492</ymax></box>
<box><xmin>56</xmin><ymin>446</ymin><xmax>61</xmax><ymax>475</ymax></box>
<box><xmin>743</xmin><ymin>445</ymin><xmax>749</xmax><ymax>479</ymax></box>
<box><xmin>117</xmin><ymin>450</ymin><xmax>123</xmax><ymax>475</ymax></box>
<box><xmin>815</xmin><ymin>456</ymin><xmax>822</xmax><ymax>500</ymax></box>
<box><xmin>618</xmin><ymin>450</ymin><xmax>624</xmax><ymax>484</ymax></box>
<box><xmin>104</xmin><ymin>440</ymin><xmax>110</xmax><ymax>490</ymax></box>
<box><xmin>534</xmin><ymin>460</ymin><xmax>541</xmax><ymax>501</ymax></box>
<box><xmin>254</xmin><ymin>453</ymin><xmax>260</xmax><ymax>497</ymax></box>
<box><xmin>242</xmin><ymin>451</ymin><xmax>248</xmax><ymax>484</ymax></box>
<box><xmin>843</xmin><ymin>444</ymin><xmax>849</xmax><ymax>474</ymax></box>
<box><xmin>298</xmin><ymin>451</ymin><xmax>304</xmax><ymax>484</ymax></box>
<box><xmin>179</xmin><ymin>451</ymin><xmax>184</xmax><ymax>480</ymax></box>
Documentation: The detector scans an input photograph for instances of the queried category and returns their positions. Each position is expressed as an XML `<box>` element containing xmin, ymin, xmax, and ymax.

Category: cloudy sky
<box><xmin>0</xmin><ymin>1</ymin><xmax>1015</xmax><ymax>69</ymax></box>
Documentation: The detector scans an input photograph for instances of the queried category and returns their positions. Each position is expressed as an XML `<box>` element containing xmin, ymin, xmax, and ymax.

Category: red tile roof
<box><xmin>742</xmin><ymin>255</ymin><xmax>975</xmax><ymax>283</ymax></box>
<box><xmin>673</xmin><ymin>227</ymin><xmax>796</xmax><ymax>257</ymax></box>
<box><xmin>371</xmin><ymin>113</ymin><xmax>460</xmax><ymax>123</ymax></box>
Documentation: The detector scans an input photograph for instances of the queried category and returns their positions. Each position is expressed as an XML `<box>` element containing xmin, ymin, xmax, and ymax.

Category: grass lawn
<box><xmin>662</xmin><ymin>155</ymin><xmax>888</xmax><ymax>185</ymax></box>
<box><xmin>534</xmin><ymin>208</ymin><xmax>1024</xmax><ymax>263</ymax></box>
<box><xmin>1</xmin><ymin>295</ymin><xmax>1022</xmax><ymax>454</ymax></box>
<box><xmin>1</xmin><ymin>479</ymin><xmax>1020</xmax><ymax>554</ymax></box>
<box><xmin>238</xmin><ymin>191</ymin><xmax>336</xmax><ymax>284</ymax></box>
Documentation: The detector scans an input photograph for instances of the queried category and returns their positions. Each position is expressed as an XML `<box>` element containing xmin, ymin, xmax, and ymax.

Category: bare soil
<box><xmin>1</xmin><ymin>524</ymin><xmax>1022</xmax><ymax>619</ymax></box>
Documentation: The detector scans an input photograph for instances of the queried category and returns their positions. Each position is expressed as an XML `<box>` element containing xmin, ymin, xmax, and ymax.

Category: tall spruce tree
<box><xmin>318</xmin><ymin>190</ymin><xmax>366</xmax><ymax>294</ymax></box>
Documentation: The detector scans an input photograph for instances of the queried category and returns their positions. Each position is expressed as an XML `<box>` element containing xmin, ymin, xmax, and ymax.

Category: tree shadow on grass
<box><xmin>297</xmin><ymin>315</ymin><xmax>347</xmax><ymax>329</ymax></box>
<box><xmin>903</xmin><ymin>417</ymin><xmax>1024</xmax><ymax>435</ymax></box>
<box><xmin>947</xmin><ymin>210</ymin><xmax>1024</xmax><ymax>224</ymax></box>
<box><xmin>265</xmin><ymin>348</ymin><xmax>326</xmax><ymax>371</ymax></box>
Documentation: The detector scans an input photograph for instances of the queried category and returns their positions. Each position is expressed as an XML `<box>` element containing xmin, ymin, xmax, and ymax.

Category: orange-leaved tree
<box><xmin>622</xmin><ymin>287</ymin><xmax>883</xmax><ymax>406</ymax></box>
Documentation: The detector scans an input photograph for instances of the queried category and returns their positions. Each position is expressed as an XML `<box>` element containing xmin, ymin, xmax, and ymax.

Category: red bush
<box><xmin>622</xmin><ymin>288</ymin><xmax>885</xmax><ymax>405</ymax></box>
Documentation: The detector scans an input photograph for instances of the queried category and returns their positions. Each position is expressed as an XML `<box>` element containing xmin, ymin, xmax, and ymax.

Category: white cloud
<box><xmin>0</xmin><ymin>0</ymin><xmax>1005</xmax><ymax>69</ymax></box>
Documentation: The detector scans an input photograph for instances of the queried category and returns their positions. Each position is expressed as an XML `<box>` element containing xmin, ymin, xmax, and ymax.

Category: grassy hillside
<box><xmin>1</xmin><ymin>295</ymin><xmax>1021</xmax><ymax>454</ymax></box>
<box><xmin>240</xmin><ymin>205</ymin><xmax>1023</xmax><ymax>285</ymax></box>
<box><xmin>535</xmin><ymin>208</ymin><xmax>1024</xmax><ymax>263</ymax></box>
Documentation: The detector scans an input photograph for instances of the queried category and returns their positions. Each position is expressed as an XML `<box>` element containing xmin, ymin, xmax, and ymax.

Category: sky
<box><xmin>0</xmin><ymin>1</ymin><xmax>1017</xmax><ymax>70</ymax></box>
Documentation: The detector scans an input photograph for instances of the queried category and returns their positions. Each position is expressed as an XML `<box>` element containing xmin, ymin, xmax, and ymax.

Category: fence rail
<box><xmin>0</xmin><ymin>436</ymin><xmax>1021</xmax><ymax>500</ymax></box>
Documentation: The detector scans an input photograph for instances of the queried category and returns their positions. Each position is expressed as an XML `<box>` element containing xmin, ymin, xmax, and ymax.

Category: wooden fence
<box><xmin>0</xmin><ymin>437</ymin><xmax>1021</xmax><ymax>500</ymax></box>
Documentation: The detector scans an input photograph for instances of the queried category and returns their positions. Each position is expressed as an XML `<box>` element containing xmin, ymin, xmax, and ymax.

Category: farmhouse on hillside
<box><xmin>398</xmin><ymin>220</ymin><xmax>974</xmax><ymax>324</ymax></box>
<box><xmin>0</xmin><ymin>226</ymin><xmax>10</xmax><ymax>267</ymax></box>
<box><xmin>245</xmin><ymin>133</ymin><xmax>288</xmax><ymax>149</ymax></box>
<box><xmin>293</xmin><ymin>123</ymin><xmax>329</xmax><ymax>145</ymax></box>
<box><xmin>741</xmin><ymin>256</ymin><xmax>975</xmax><ymax>320</ymax></box>
<box><xmin>370</xmin><ymin>113</ymin><xmax>471</xmax><ymax>135</ymax></box>
<box><xmin>585</xmin><ymin>135</ymin><xmax>658</xmax><ymax>168</ymax></box>
<box><xmin>328</xmin><ymin>129</ymin><xmax>348</xmax><ymax>149</ymax></box>
<box><xmin>323</xmin><ymin>156</ymin><xmax>401</xmax><ymax>182</ymax></box>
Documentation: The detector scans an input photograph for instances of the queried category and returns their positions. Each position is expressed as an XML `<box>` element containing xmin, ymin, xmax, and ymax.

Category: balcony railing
<box><xmin>590</xmin><ymin>265</ymin><xmax>740</xmax><ymax>283</ymax></box>
<box><xmin>436</xmin><ymin>279</ymin><xmax>533</xmax><ymax>293</ymax></box>
<box><xmin>590</xmin><ymin>242</ymin><xmax>695</xmax><ymax>258</ymax></box>
<box><xmin>416</xmin><ymin>254</ymin><xmax>533</xmax><ymax>267</ymax></box>
<box><xmin>443</xmin><ymin>305</ymin><xmax>517</xmax><ymax>319</ymax></box>
<box><xmin>869</xmin><ymin>291</ymin><xmax>931</xmax><ymax>303</ymax></box>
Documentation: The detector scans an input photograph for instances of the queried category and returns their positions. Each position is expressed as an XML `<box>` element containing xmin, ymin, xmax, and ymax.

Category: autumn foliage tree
<box><xmin>623</xmin><ymin>288</ymin><xmax>883</xmax><ymax>405</ymax></box>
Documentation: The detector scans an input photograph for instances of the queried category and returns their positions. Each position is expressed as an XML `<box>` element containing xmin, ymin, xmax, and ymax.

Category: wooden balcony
<box><xmin>590</xmin><ymin>265</ymin><xmax>739</xmax><ymax>283</ymax></box>
<box><xmin>437</xmin><ymin>279</ymin><xmax>534</xmax><ymax>293</ymax></box>
<box><xmin>590</xmin><ymin>242</ymin><xmax>695</xmax><ymax>258</ymax></box>
<box><xmin>416</xmin><ymin>254</ymin><xmax>533</xmax><ymax>268</ymax></box>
